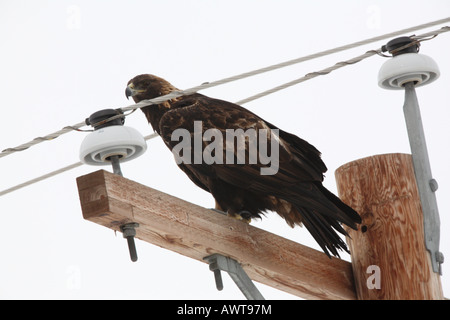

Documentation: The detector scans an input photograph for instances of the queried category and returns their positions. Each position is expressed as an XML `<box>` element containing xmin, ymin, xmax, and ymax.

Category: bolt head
<box><xmin>120</xmin><ymin>223</ymin><xmax>139</xmax><ymax>238</ymax></box>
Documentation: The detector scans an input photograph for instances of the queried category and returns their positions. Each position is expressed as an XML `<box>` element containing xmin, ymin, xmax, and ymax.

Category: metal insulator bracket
<box><xmin>203</xmin><ymin>253</ymin><xmax>265</xmax><ymax>300</ymax></box>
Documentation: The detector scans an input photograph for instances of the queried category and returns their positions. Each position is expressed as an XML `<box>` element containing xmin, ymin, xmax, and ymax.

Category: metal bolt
<box><xmin>436</xmin><ymin>251</ymin><xmax>444</xmax><ymax>276</ymax></box>
<box><xmin>110</xmin><ymin>155</ymin><xmax>123</xmax><ymax>177</ymax></box>
<box><xmin>208</xmin><ymin>262</ymin><xmax>224</xmax><ymax>291</ymax></box>
<box><xmin>429</xmin><ymin>179</ymin><xmax>439</xmax><ymax>192</ymax></box>
<box><xmin>436</xmin><ymin>251</ymin><xmax>445</xmax><ymax>263</ymax></box>
<box><xmin>120</xmin><ymin>223</ymin><xmax>139</xmax><ymax>262</ymax></box>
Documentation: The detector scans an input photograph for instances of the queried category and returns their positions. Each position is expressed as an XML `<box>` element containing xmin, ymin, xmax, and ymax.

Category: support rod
<box><xmin>403</xmin><ymin>82</ymin><xmax>442</xmax><ymax>274</ymax></box>
<box><xmin>204</xmin><ymin>254</ymin><xmax>265</xmax><ymax>300</ymax></box>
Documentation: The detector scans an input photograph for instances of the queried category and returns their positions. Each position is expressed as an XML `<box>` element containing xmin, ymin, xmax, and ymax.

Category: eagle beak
<box><xmin>125</xmin><ymin>84</ymin><xmax>134</xmax><ymax>100</ymax></box>
<box><xmin>125</xmin><ymin>83</ymin><xmax>146</xmax><ymax>100</ymax></box>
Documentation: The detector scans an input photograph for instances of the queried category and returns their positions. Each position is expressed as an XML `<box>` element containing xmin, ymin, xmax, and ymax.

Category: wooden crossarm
<box><xmin>76</xmin><ymin>170</ymin><xmax>356</xmax><ymax>300</ymax></box>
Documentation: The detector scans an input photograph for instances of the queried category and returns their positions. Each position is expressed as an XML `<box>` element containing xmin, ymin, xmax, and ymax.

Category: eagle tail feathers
<box><xmin>280</xmin><ymin>183</ymin><xmax>361</xmax><ymax>258</ymax></box>
<box><xmin>292</xmin><ymin>205</ymin><xmax>350</xmax><ymax>258</ymax></box>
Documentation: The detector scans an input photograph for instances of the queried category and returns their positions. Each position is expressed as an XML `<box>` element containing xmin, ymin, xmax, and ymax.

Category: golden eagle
<box><xmin>126</xmin><ymin>74</ymin><xmax>361</xmax><ymax>257</ymax></box>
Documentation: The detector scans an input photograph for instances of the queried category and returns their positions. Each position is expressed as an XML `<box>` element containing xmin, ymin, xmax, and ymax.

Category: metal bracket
<box><xmin>403</xmin><ymin>82</ymin><xmax>443</xmax><ymax>274</ymax></box>
<box><xmin>203</xmin><ymin>254</ymin><xmax>265</xmax><ymax>300</ymax></box>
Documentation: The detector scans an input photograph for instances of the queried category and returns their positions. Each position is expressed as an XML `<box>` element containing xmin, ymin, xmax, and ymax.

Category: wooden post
<box><xmin>77</xmin><ymin>169</ymin><xmax>356</xmax><ymax>300</ymax></box>
<box><xmin>335</xmin><ymin>153</ymin><xmax>443</xmax><ymax>299</ymax></box>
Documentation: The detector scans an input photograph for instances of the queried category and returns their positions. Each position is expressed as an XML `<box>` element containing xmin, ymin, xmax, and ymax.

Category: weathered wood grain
<box><xmin>335</xmin><ymin>153</ymin><xmax>443</xmax><ymax>299</ymax></box>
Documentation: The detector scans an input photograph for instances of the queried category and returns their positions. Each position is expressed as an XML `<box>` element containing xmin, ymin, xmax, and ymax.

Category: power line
<box><xmin>1</xmin><ymin>23</ymin><xmax>449</xmax><ymax>196</ymax></box>
<box><xmin>0</xmin><ymin>133</ymin><xmax>158</xmax><ymax>197</ymax></box>
<box><xmin>0</xmin><ymin>162</ymin><xmax>83</xmax><ymax>197</ymax></box>
<box><xmin>0</xmin><ymin>48</ymin><xmax>391</xmax><ymax>197</ymax></box>
<box><xmin>1</xmin><ymin>17</ymin><xmax>449</xmax><ymax>160</ymax></box>
<box><xmin>236</xmin><ymin>26</ymin><xmax>450</xmax><ymax>105</ymax></box>
<box><xmin>236</xmin><ymin>50</ymin><xmax>380</xmax><ymax>105</ymax></box>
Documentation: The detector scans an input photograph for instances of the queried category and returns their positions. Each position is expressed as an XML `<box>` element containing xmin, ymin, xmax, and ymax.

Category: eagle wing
<box><xmin>160</xmin><ymin>93</ymin><xmax>326</xmax><ymax>179</ymax></box>
<box><xmin>157</xmin><ymin>93</ymin><xmax>360</xmax><ymax>257</ymax></box>
<box><xmin>161</xmin><ymin>95</ymin><xmax>355</xmax><ymax>212</ymax></box>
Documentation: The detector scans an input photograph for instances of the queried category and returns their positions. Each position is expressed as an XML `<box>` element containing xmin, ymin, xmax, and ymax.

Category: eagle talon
<box><xmin>238</xmin><ymin>210</ymin><xmax>253</xmax><ymax>222</ymax></box>
<box><xmin>227</xmin><ymin>211</ymin><xmax>252</xmax><ymax>224</ymax></box>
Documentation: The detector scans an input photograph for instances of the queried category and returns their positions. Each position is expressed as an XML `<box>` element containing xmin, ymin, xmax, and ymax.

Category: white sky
<box><xmin>0</xmin><ymin>0</ymin><xmax>449</xmax><ymax>299</ymax></box>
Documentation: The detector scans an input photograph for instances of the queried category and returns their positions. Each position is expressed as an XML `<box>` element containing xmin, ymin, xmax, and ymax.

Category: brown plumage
<box><xmin>126</xmin><ymin>74</ymin><xmax>361</xmax><ymax>257</ymax></box>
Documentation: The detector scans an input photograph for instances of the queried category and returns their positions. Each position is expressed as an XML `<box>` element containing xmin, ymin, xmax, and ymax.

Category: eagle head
<box><xmin>125</xmin><ymin>74</ymin><xmax>178</xmax><ymax>103</ymax></box>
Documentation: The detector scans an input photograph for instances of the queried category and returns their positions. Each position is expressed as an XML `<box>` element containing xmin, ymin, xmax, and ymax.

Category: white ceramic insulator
<box><xmin>378</xmin><ymin>53</ymin><xmax>440</xmax><ymax>90</ymax></box>
<box><xmin>79</xmin><ymin>125</ymin><xmax>147</xmax><ymax>166</ymax></box>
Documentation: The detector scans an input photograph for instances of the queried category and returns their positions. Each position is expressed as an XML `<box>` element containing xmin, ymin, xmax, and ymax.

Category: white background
<box><xmin>0</xmin><ymin>0</ymin><xmax>449</xmax><ymax>299</ymax></box>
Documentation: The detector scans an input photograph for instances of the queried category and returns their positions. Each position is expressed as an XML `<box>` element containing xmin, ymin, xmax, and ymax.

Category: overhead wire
<box><xmin>1</xmin><ymin>17</ymin><xmax>449</xmax><ymax>159</ymax></box>
<box><xmin>0</xmin><ymin>22</ymin><xmax>449</xmax><ymax>196</ymax></box>
<box><xmin>236</xmin><ymin>26</ymin><xmax>450</xmax><ymax>105</ymax></box>
<box><xmin>236</xmin><ymin>49</ymin><xmax>381</xmax><ymax>105</ymax></box>
<box><xmin>0</xmin><ymin>132</ymin><xmax>159</xmax><ymax>197</ymax></box>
